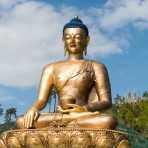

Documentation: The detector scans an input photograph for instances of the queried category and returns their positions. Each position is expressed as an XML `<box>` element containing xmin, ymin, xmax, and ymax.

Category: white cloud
<box><xmin>0</xmin><ymin>1</ymin><xmax>126</xmax><ymax>87</ymax></box>
<box><xmin>134</xmin><ymin>20</ymin><xmax>148</xmax><ymax>30</ymax></box>
<box><xmin>0</xmin><ymin>95</ymin><xmax>16</xmax><ymax>102</ymax></box>
<box><xmin>88</xmin><ymin>27</ymin><xmax>122</xmax><ymax>55</ymax></box>
<box><xmin>0</xmin><ymin>0</ymin><xmax>27</xmax><ymax>9</ymax></box>
<box><xmin>100</xmin><ymin>0</ymin><xmax>148</xmax><ymax>30</ymax></box>
<box><xmin>0</xmin><ymin>1</ymin><xmax>64</xmax><ymax>87</ymax></box>
<box><xmin>0</xmin><ymin>0</ymin><xmax>17</xmax><ymax>6</ymax></box>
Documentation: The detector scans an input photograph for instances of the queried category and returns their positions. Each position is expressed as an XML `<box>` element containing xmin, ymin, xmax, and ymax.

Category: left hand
<box><xmin>57</xmin><ymin>104</ymin><xmax>87</xmax><ymax>113</ymax></box>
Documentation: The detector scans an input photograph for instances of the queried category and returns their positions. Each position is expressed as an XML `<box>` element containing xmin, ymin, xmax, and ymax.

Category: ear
<box><xmin>86</xmin><ymin>36</ymin><xmax>90</xmax><ymax>45</ymax></box>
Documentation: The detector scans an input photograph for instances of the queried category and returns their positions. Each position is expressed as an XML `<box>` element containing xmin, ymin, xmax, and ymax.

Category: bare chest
<box><xmin>53</xmin><ymin>63</ymin><xmax>95</xmax><ymax>91</ymax></box>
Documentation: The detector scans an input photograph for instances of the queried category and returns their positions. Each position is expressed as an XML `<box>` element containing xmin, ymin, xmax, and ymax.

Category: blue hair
<box><xmin>63</xmin><ymin>16</ymin><xmax>89</xmax><ymax>36</ymax></box>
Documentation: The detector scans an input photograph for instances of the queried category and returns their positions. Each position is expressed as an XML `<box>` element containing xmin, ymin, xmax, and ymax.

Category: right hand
<box><xmin>24</xmin><ymin>107</ymin><xmax>39</xmax><ymax>128</ymax></box>
<box><xmin>57</xmin><ymin>104</ymin><xmax>87</xmax><ymax>113</ymax></box>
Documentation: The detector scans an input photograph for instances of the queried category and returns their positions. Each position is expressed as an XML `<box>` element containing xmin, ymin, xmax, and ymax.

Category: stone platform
<box><xmin>0</xmin><ymin>128</ymin><xmax>129</xmax><ymax>148</ymax></box>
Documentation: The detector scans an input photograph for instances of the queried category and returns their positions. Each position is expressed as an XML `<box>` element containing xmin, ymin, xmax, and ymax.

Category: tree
<box><xmin>0</xmin><ymin>104</ymin><xmax>3</xmax><ymax>116</ymax></box>
<box><xmin>128</xmin><ymin>91</ymin><xmax>132</xmax><ymax>98</ymax></box>
<box><xmin>142</xmin><ymin>91</ymin><xmax>148</xmax><ymax>97</ymax></box>
<box><xmin>4</xmin><ymin>107</ymin><xmax>16</xmax><ymax>123</ymax></box>
<box><xmin>116</xmin><ymin>97</ymin><xmax>148</xmax><ymax>138</ymax></box>
<box><xmin>114</xmin><ymin>94</ymin><xmax>121</xmax><ymax>104</ymax></box>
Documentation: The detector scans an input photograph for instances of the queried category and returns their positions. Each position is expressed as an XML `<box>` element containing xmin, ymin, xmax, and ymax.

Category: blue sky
<box><xmin>0</xmin><ymin>0</ymin><xmax>148</xmax><ymax>119</ymax></box>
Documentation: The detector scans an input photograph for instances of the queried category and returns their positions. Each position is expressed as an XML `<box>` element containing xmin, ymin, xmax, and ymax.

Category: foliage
<box><xmin>0</xmin><ymin>106</ymin><xmax>16</xmax><ymax>133</ymax></box>
<box><xmin>0</xmin><ymin>121</ymin><xmax>16</xmax><ymax>133</ymax></box>
<box><xmin>117</xmin><ymin>123</ymin><xmax>148</xmax><ymax>148</ymax></box>
<box><xmin>0</xmin><ymin>104</ymin><xmax>3</xmax><ymax>116</ymax></box>
<box><xmin>143</xmin><ymin>91</ymin><xmax>148</xmax><ymax>97</ymax></box>
<box><xmin>115</xmin><ymin>96</ymin><xmax>148</xmax><ymax>139</ymax></box>
<box><xmin>5</xmin><ymin>107</ymin><xmax>17</xmax><ymax>123</ymax></box>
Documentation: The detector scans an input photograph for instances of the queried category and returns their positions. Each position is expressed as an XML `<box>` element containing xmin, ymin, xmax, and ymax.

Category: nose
<box><xmin>71</xmin><ymin>36</ymin><xmax>75</xmax><ymax>42</ymax></box>
<box><xmin>69</xmin><ymin>39</ymin><xmax>76</xmax><ymax>46</ymax></box>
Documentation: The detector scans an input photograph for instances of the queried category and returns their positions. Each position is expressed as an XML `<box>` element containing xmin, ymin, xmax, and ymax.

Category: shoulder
<box><xmin>90</xmin><ymin>60</ymin><xmax>107</xmax><ymax>70</ymax></box>
<box><xmin>88</xmin><ymin>60</ymin><xmax>108</xmax><ymax>75</ymax></box>
<box><xmin>42</xmin><ymin>60</ymin><xmax>66</xmax><ymax>73</ymax></box>
<box><xmin>42</xmin><ymin>62</ymin><xmax>55</xmax><ymax>75</ymax></box>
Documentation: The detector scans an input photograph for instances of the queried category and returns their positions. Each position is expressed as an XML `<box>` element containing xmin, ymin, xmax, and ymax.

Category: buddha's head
<box><xmin>63</xmin><ymin>16</ymin><xmax>90</xmax><ymax>56</ymax></box>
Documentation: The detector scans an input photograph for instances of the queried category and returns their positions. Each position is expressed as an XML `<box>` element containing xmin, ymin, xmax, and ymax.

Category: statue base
<box><xmin>0</xmin><ymin>128</ymin><xmax>129</xmax><ymax>148</ymax></box>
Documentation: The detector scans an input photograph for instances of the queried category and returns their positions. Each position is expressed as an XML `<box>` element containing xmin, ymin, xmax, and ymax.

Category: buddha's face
<box><xmin>63</xmin><ymin>28</ymin><xmax>89</xmax><ymax>55</ymax></box>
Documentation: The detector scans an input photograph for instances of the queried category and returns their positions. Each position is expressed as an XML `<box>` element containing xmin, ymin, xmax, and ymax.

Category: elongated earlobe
<box><xmin>64</xmin><ymin>46</ymin><xmax>67</xmax><ymax>56</ymax></box>
<box><xmin>87</xmin><ymin>36</ymin><xmax>90</xmax><ymax>44</ymax></box>
<box><xmin>83</xmin><ymin>37</ymin><xmax>89</xmax><ymax>56</ymax></box>
<box><xmin>62</xmin><ymin>37</ymin><xmax>67</xmax><ymax>56</ymax></box>
<box><xmin>84</xmin><ymin>48</ymin><xmax>87</xmax><ymax>56</ymax></box>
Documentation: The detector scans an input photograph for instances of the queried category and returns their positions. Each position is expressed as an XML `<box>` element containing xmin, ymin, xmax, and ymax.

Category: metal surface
<box><xmin>16</xmin><ymin>27</ymin><xmax>116</xmax><ymax>130</ymax></box>
<box><xmin>0</xmin><ymin>128</ymin><xmax>129</xmax><ymax>148</ymax></box>
<box><xmin>0</xmin><ymin>17</ymin><xmax>130</xmax><ymax>148</ymax></box>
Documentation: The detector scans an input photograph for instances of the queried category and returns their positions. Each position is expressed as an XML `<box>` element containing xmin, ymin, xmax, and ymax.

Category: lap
<box><xmin>16</xmin><ymin>111</ymin><xmax>117</xmax><ymax>129</ymax></box>
<box><xmin>68</xmin><ymin>114</ymin><xmax>117</xmax><ymax>129</ymax></box>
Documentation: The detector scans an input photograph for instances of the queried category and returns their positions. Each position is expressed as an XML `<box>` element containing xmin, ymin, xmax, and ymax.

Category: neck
<box><xmin>68</xmin><ymin>53</ymin><xmax>84</xmax><ymax>61</ymax></box>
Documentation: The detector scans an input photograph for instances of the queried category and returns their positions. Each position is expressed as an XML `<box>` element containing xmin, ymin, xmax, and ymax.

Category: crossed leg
<box><xmin>16</xmin><ymin>112</ymin><xmax>117</xmax><ymax>129</ymax></box>
<box><xmin>67</xmin><ymin>112</ymin><xmax>117</xmax><ymax>129</ymax></box>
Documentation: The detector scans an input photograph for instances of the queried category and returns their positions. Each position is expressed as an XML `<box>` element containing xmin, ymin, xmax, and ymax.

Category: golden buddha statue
<box><xmin>16</xmin><ymin>16</ymin><xmax>117</xmax><ymax>130</ymax></box>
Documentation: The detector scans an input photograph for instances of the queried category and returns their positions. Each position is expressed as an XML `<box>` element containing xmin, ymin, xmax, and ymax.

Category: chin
<box><xmin>68</xmin><ymin>48</ymin><xmax>82</xmax><ymax>53</ymax></box>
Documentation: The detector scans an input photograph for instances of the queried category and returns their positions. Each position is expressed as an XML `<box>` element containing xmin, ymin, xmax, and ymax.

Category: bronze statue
<box><xmin>0</xmin><ymin>16</ymin><xmax>129</xmax><ymax>148</ymax></box>
<box><xmin>16</xmin><ymin>16</ymin><xmax>117</xmax><ymax>130</ymax></box>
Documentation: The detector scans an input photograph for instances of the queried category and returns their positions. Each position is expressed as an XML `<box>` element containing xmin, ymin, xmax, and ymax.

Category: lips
<box><xmin>70</xmin><ymin>43</ymin><xmax>76</xmax><ymax>48</ymax></box>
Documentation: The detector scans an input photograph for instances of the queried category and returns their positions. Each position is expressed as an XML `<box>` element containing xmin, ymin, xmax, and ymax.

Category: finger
<box><xmin>34</xmin><ymin>112</ymin><xmax>39</xmax><ymax>121</ymax></box>
<box><xmin>34</xmin><ymin>112</ymin><xmax>37</xmax><ymax>121</ymax></box>
<box><xmin>61</xmin><ymin>109</ymin><xmax>68</xmax><ymax>113</ymax></box>
<box><xmin>57</xmin><ymin>106</ymin><xmax>65</xmax><ymax>113</ymax></box>
<box><xmin>28</xmin><ymin>114</ymin><xmax>32</xmax><ymax>128</ymax></box>
<box><xmin>57</xmin><ymin>108</ymin><xmax>62</xmax><ymax>113</ymax></box>
<box><xmin>30</xmin><ymin>114</ymin><xmax>33</xmax><ymax>128</ymax></box>
<box><xmin>68</xmin><ymin>108</ymin><xmax>76</xmax><ymax>112</ymax></box>
<box><xmin>94</xmin><ymin>111</ymin><xmax>100</xmax><ymax>115</ymax></box>
<box><xmin>57</xmin><ymin>106</ymin><xmax>61</xmax><ymax>110</ymax></box>
<box><xmin>66</xmin><ymin>104</ymin><xmax>79</xmax><ymax>108</ymax></box>
<box><xmin>25</xmin><ymin>114</ymin><xmax>29</xmax><ymax>128</ymax></box>
<box><xmin>25</xmin><ymin>113</ymin><xmax>29</xmax><ymax>128</ymax></box>
<box><xmin>27</xmin><ymin>114</ymin><xmax>32</xmax><ymax>128</ymax></box>
<box><xmin>62</xmin><ymin>109</ymin><xmax>73</xmax><ymax>113</ymax></box>
<box><xmin>57</xmin><ymin>107</ymin><xmax>61</xmax><ymax>112</ymax></box>
<box><xmin>26</xmin><ymin>114</ymin><xmax>30</xmax><ymax>128</ymax></box>
<box><xmin>24</xmin><ymin>114</ymin><xmax>26</xmax><ymax>128</ymax></box>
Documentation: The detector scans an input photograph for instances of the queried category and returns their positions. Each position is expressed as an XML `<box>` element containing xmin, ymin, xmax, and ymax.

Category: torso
<box><xmin>52</xmin><ymin>60</ymin><xmax>95</xmax><ymax>107</ymax></box>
